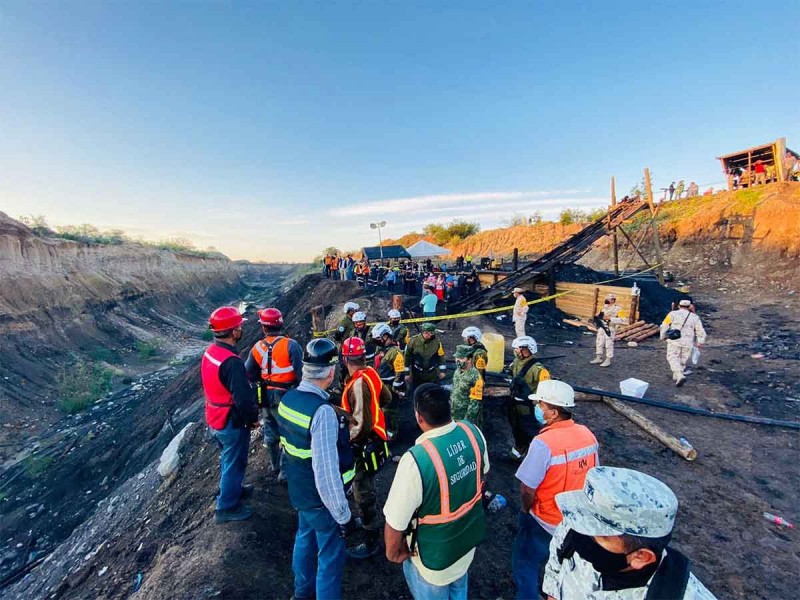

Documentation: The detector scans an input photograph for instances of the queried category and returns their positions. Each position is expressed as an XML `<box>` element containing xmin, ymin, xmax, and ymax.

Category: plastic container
<box><xmin>483</xmin><ymin>491</ymin><xmax>507</xmax><ymax>513</ymax></box>
<box><xmin>620</xmin><ymin>378</ymin><xmax>649</xmax><ymax>398</ymax></box>
<box><xmin>483</xmin><ymin>332</ymin><xmax>505</xmax><ymax>373</ymax></box>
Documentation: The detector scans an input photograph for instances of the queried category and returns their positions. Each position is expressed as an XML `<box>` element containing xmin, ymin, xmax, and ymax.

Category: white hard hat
<box><xmin>512</xmin><ymin>336</ymin><xmax>538</xmax><ymax>354</ymax></box>
<box><xmin>529</xmin><ymin>379</ymin><xmax>575</xmax><ymax>408</ymax></box>
<box><xmin>352</xmin><ymin>311</ymin><xmax>366</xmax><ymax>322</ymax></box>
<box><xmin>343</xmin><ymin>302</ymin><xmax>360</xmax><ymax>313</ymax></box>
<box><xmin>371</xmin><ymin>322</ymin><xmax>392</xmax><ymax>339</ymax></box>
<box><xmin>387</xmin><ymin>309</ymin><xmax>402</xmax><ymax>319</ymax></box>
<box><xmin>461</xmin><ymin>326</ymin><xmax>482</xmax><ymax>342</ymax></box>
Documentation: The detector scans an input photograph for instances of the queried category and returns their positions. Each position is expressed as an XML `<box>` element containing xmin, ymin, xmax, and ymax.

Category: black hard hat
<box><xmin>303</xmin><ymin>338</ymin><xmax>339</xmax><ymax>365</ymax></box>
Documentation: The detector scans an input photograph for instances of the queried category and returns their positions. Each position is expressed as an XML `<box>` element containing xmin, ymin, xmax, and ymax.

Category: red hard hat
<box><xmin>209</xmin><ymin>306</ymin><xmax>245</xmax><ymax>332</ymax></box>
<box><xmin>258</xmin><ymin>307</ymin><xmax>284</xmax><ymax>327</ymax></box>
<box><xmin>341</xmin><ymin>337</ymin><xmax>366</xmax><ymax>357</ymax></box>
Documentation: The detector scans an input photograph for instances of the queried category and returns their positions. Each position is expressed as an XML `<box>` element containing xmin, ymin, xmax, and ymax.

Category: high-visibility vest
<box><xmin>408</xmin><ymin>421</ymin><xmax>486</xmax><ymax>570</ymax></box>
<box><xmin>532</xmin><ymin>420</ymin><xmax>599</xmax><ymax>526</ymax></box>
<box><xmin>201</xmin><ymin>343</ymin><xmax>239</xmax><ymax>430</ymax></box>
<box><xmin>341</xmin><ymin>367</ymin><xmax>388</xmax><ymax>441</ymax></box>
<box><xmin>250</xmin><ymin>335</ymin><xmax>298</xmax><ymax>390</ymax></box>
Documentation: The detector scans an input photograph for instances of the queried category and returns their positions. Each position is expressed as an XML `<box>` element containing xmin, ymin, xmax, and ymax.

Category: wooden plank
<box><xmin>630</xmin><ymin>327</ymin><xmax>660</xmax><ymax>342</ymax></box>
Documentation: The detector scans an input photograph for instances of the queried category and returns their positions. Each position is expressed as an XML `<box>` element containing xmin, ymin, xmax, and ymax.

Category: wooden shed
<box><xmin>717</xmin><ymin>137</ymin><xmax>798</xmax><ymax>189</ymax></box>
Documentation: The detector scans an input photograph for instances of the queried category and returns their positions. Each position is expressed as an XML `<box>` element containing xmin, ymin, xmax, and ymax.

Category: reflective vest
<box><xmin>250</xmin><ymin>335</ymin><xmax>298</xmax><ymax>390</ymax></box>
<box><xmin>201</xmin><ymin>343</ymin><xmax>239</xmax><ymax>430</ymax></box>
<box><xmin>276</xmin><ymin>388</ymin><xmax>355</xmax><ymax>510</ymax></box>
<box><xmin>408</xmin><ymin>421</ymin><xmax>486</xmax><ymax>570</ymax></box>
<box><xmin>341</xmin><ymin>367</ymin><xmax>388</xmax><ymax>441</ymax></box>
<box><xmin>532</xmin><ymin>420</ymin><xmax>599</xmax><ymax>526</ymax></box>
<box><xmin>375</xmin><ymin>346</ymin><xmax>403</xmax><ymax>382</ymax></box>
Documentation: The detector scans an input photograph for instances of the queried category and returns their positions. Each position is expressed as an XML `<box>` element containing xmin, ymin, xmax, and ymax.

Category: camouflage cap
<box><xmin>555</xmin><ymin>466</ymin><xmax>678</xmax><ymax>538</ymax></box>
<box><xmin>421</xmin><ymin>322</ymin><xmax>437</xmax><ymax>332</ymax></box>
<box><xmin>453</xmin><ymin>344</ymin><xmax>473</xmax><ymax>359</ymax></box>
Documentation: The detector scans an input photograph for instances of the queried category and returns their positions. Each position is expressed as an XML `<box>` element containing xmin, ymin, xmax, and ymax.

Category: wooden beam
<box><xmin>311</xmin><ymin>305</ymin><xmax>326</xmax><ymax>334</ymax></box>
<box><xmin>392</xmin><ymin>295</ymin><xmax>404</xmax><ymax>311</ymax></box>
<box><xmin>644</xmin><ymin>168</ymin><xmax>665</xmax><ymax>285</ymax></box>
<box><xmin>611</xmin><ymin>177</ymin><xmax>619</xmax><ymax>276</ymax></box>
<box><xmin>617</xmin><ymin>225</ymin><xmax>654</xmax><ymax>269</ymax></box>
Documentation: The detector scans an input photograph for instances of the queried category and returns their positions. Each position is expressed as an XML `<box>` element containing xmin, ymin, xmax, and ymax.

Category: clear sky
<box><xmin>1</xmin><ymin>1</ymin><xmax>797</xmax><ymax>261</ymax></box>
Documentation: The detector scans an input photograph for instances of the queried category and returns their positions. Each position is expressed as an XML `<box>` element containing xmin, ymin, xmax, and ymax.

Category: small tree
<box><xmin>503</xmin><ymin>214</ymin><xmax>528</xmax><ymax>227</ymax></box>
<box><xmin>18</xmin><ymin>214</ymin><xmax>51</xmax><ymax>235</ymax></box>
<box><xmin>528</xmin><ymin>211</ymin><xmax>543</xmax><ymax>225</ymax></box>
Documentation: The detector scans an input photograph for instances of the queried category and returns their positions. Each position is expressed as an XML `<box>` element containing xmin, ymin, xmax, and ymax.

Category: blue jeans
<box><xmin>211</xmin><ymin>419</ymin><xmax>251</xmax><ymax>510</ymax></box>
<box><xmin>512</xmin><ymin>511</ymin><xmax>552</xmax><ymax>600</ymax></box>
<box><xmin>261</xmin><ymin>389</ymin><xmax>286</xmax><ymax>471</ymax></box>
<box><xmin>293</xmin><ymin>508</ymin><xmax>346</xmax><ymax>600</ymax></box>
<box><xmin>423</xmin><ymin>311</ymin><xmax>436</xmax><ymax>318</ymax></box>
<box><xmin>403</xmin><ymin>559</ymin><xmax>468</xmax><ymax>600</ymax></box>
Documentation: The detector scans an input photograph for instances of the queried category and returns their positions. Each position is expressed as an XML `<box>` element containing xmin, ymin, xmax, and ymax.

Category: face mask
<box><xmin>571</xmin><ymin>532</ymin><xmax>629</xmax><ymax>575</ymax></box>
<box><xmin>456</xmin><ymin>359</ymin><xmax>467</xmax><ymax>370</ymax></box>
<box><xmin>534</xmin><ymin>404</ymin><xmax>547</xmax><ymax>425</ymax></box>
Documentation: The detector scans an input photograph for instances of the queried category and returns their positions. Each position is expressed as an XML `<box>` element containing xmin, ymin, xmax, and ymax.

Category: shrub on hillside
<box><xmin>558</xmin><ymin>207</ymin><xmax>607</xmax><ymax>225</ymax></box>
<box><xmin>423</xmin><ymin>220</ymin><xmax>480</xmax><ymax>245</ymax></box>
<box><xmin>57</xmin><ymin>362</ymin><xmax>114</xmax><ymax>414</ymax></box>
<box><xmin>136</xmin><ymin>339</ymin><xmax>162</xmax><ymax>360</ymax></box>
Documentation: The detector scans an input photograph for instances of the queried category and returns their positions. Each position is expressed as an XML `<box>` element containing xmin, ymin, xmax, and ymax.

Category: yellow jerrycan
<box><xmin>482</xmin><ymin>332</ymin><xmax>506</xmax><ymax>373</ymax></box>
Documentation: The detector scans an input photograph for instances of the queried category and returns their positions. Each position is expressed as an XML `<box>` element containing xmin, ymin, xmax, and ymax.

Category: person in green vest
<box><xmin>507</xmin><ymin>335</ymin><xmax>551</xmax><ymax>461</ymax></box>
<box><xmin>332</xmin><ymin>301</ymin><xmax>360</xmax><ymax>343</ymax></box>
<box><xmin>384</xmin><ymin>383</ymin><xmax>490</xmax><ymax>600</ymax></box>
<box><xmin>450</xmin><ymin>345</ymin><xmax>484</xmax><ymax>426</ymax></box>
<box><xmin>404</xmin><ymin>322</ymin><xmax>446</xmax><ymax>398</ymax></box>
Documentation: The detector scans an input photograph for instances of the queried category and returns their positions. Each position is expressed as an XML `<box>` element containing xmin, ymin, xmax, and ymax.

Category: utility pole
<box><xmin>370</xmin><ymin>221</ymin><xmax>386</xmax><ymax>262</ymax></box>
<box><xmin>643</xmin><ymin>168</ymin><xmax>665</xmax><ymax>285</ymax></box>
<box><xmin>610</xmin><ymin>176</ymin><xmax>619</xmax><ymax>276</ymax></box>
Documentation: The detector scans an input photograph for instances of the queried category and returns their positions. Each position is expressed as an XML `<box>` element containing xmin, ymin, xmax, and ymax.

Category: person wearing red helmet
<box><xmin>245</xmin><ymin>307</ymin><xmax>303</xmax><ymax>482</ymax></box>
<box><xmin>340</xmin><ymin>336</ymin><xmax>392</xmax><ymax>559</ymax></box>
<box><xmin>201</xmin><ymin>306</ymin><xmax>259</xmax><ymax>523</ymax></box>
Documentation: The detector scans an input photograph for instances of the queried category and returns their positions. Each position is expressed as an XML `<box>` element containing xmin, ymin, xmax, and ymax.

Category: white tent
<box><xmin>406</xmin><ymin>240</ymin><xmax>450</xmax><ymax>257</ymax></box>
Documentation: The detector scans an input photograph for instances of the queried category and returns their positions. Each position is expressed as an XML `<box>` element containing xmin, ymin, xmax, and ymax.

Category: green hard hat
<box><xmin>454</xmin><ymin>344</ymin><xmax>473</xmax><ymax>359</ymax></box>
<box><xmin>421</xmin><ymin>322</ymin><xmax>437</xmax><ymax>332</ymax></box>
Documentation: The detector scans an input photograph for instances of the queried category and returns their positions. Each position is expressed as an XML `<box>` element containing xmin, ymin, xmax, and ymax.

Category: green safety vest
<box><xmin>408</xmin><ymin>421</ymin><xmax>486</xmax><ymax>571</ymax></box>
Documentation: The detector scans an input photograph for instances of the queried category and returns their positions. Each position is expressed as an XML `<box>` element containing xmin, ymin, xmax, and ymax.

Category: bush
<box><xmin>18</xmin><ymin>214</ymin><xmax>52</xmax><ymax>236</ymax></box>
<box><xmin>57</xmin><ymin>362</ymin><xmax>114</xmax><ymax>414</ymax></box>
<box><xmin>423</xmin><ymin>220</ymin><xmax>480</xmax><ymax>245</ymax></box>
<box><xmin>87</xmin><ymin>348</ymin><xmax>118</xmax><ymax>364</ymax></box>
<box><xmin>558</xmin><ymin>207</ymin><xmax>608</xmax><ymax>225</ymax></box>
<box><xmin>23</xmin><ymin>455</ymin><xmax>54</xmax><ymax>477</ymax></box>
<box><xmin>55</xmin><ymin>224</ymin><xmax>128</xmax><ymax>245</ymax></box>
<box><xmin>136</xmin><ymin>339</ymin><xmax>162</xmax><ymax>360</ymax></box>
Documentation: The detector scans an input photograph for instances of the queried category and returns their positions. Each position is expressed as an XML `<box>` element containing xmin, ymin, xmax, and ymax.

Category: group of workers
<box><xmin>200</xmin><ymin>278</ymin><xmax>715</xmax><ymax>599</ymax></box>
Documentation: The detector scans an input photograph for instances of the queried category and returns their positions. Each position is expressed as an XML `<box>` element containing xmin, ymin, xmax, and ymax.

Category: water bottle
<box><xmin>485</xmin><ymin>492</ymin><xmax>507</xmax><ymax>513</ymax></box>
<box><xmin>763</xmin><ymin>512</ymin><xmax>794</xmax><ymax>528</ymax></box>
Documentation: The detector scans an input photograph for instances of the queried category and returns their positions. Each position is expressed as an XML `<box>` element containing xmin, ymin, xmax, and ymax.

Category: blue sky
<box><xmin>1</xmin><ymin>1</ymin><xmax>797</xmax><ymax>261</ymax></box>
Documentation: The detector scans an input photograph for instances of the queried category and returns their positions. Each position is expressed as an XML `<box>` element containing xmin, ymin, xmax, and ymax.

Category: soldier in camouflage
<box><xmin>461</xmin><ymin>326</ymin><xmax>488</xmax><ymax>381</ymax></box>
<box><xmin>450</xmin><ymin>345</ymin><xmax>484</xmax><ymax>425</ymax></box>
<box><xmin>388</xmin><ymin>309</ymin><xmax>409</xmax><ymax>351</ymax></box>
<box><xmin>543</xmin><ymin>466</ymin><xmax>717</xmax><ymax>600</ymax></box>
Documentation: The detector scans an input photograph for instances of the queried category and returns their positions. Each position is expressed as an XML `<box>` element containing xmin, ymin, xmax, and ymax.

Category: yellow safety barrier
<box><xmin>311</xmin><ymin>264</ymin><xmax>663</xmax><ymax>337</ymax></box>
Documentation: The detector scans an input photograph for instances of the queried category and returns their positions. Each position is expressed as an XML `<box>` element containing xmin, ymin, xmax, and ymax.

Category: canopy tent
<box><xmin>406</xmin><ymin>240</ymin><xmax>450</xmax><ymax>258</ymax></box>
<box><xmin>361</xmin><ymin>245</ymin><xmax>411</xmax><ymax>261</ymax></box>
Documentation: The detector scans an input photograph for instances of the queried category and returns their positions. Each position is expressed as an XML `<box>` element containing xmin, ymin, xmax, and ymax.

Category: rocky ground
<box><xmin>1</xmin><ymin>267</ymin><xmax>797</xmax><ymax>599</ymax></box>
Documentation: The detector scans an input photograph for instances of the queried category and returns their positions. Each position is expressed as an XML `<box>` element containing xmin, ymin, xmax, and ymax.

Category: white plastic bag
<box><xmin>691</xmin><ymin>347</ymin><xmax>700</xmax><ymax>365</ymax></box>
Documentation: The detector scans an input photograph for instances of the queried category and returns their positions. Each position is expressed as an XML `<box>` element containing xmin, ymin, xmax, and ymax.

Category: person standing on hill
<box><xmin>201</xmin><ymin>307</ymin><xmax>259</xmax><ymax>523</ymax></box>
<box><xmin>668</xmin><ymin>181</ymin><xmax>675</xmax><ymax>200</ymax></box>
<box><xmin>512</xmin><ymin>287</ymin><xmax>529</xmax><ymax>338</ymax></box>
<box><xmin>674</xmin><ymin>180</ymin><xmax>685</xmax><ymax>199</ymax></box>
<box><xmin>660</xmin><ymin>299</ymin><xmax>707</xmax><ymax>387</ymax></box>
<box><xmin>754</xmin><ymin>159</ymin><xmax>766</xmax><ymax>185</ymax></box>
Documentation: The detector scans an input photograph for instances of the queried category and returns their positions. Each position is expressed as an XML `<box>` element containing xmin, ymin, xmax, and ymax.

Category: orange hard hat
<box><xmin>209</xmin><ymin>306</ymin><xmax>245</xmax><ymax>332</ymax></box>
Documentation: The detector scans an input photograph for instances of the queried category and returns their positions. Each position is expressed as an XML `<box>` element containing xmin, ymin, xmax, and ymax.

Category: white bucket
<box><xmin>620</xmin><ymin>378</ymin><xmax>649</xmax><ymax>398</ymax></box>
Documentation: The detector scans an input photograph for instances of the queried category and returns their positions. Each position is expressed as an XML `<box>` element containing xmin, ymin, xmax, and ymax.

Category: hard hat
<box><xmin>421</xmin><ymin>323</ymin><xmax>437</xmax><ymax>333</ymax></box>
<box><xmin>461</xmin><ymin>326</ymin><xmax>482</xmax><ymax>342</ymax></box>
<box><xmin>209</xmin><ymin>306</ymin><xmax>246</xmax><ymax>333</ymax></box>
<box><xmin>343</xmin><ymin>302</ymin><xmax>360</xmax><ymax>313</ymax></box>
<box><xmin>257</xmin><ymin>307</ymin><xmax>283</xmax><ymax>327</ymax></box>
<box><xmin>352</xmin><ymin>311</ymin><xmax>366</xmax><ymax>323</ymax></box>
<box><xmin>387</xmin><ymin>309</ymin><xmax>402</xmax><ymax>319</ymax></box>
<box><xmin>605</xmin><ymin>293</ymin><xmax>617</xmax><ymax>301</ymax></box>
<box><xmin>341</xmin><ymin>337</ymin><xmax>366</xmax><ymax>357</ymax></box>
<box><xmin>678</xmin><ymin>299</ymin><xmax>692</xmax><ymax>307</ymax></box>
<box><xmin>512</xmin><ymin>336</ymin><xmax>538</xmax><ymax>354</ymax></box>
<box><xmin>303</xmin><ymin>338</ymin><xmax>339</xmax><ymax>365</ymax></box>
<box><xmin>555</xmin><ymin>466</ymin><xmax>678</xmax><ymax>538</ymax></box>
<box><xmin>371</xmin><ymin>322</ymin><xmax>392</xmax><ymax>340</ymax></box>
<box><xmin>529</xmin><ymin>379</ymin><xmax>575</xmax><ymax>408</ymax></box>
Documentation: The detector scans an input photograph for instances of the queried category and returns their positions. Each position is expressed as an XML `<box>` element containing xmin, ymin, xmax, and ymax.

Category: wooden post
<box><xmin>392</xmin><ymin>295</ymin><xmax>404</xmax><ymax>311</ymax></box>
<box><xmin>547</xmin><ymin>266</ymin><xmax>556</xmax><ymax>300</ymax></box>
<box><xmin>591</xmin><ymin>287</ymin><xmax>599</xmax><ymax>316</ymax></box>
<box><xmin>600</xmin><ymin>396</ymin><xmax>697</xmax><ymax>461</ymax></box>
<box><xmin>311</xmin><ymin>305</ymin><xmax>326</xmax><ymax>334</ymax></box>
<box><xmin>611</xmin><ymin>176</ymin><xmax>619</xmax><ymax>276</ymax></box>
<box><xmin>512</xmin><ymin>248</ymin><xmax>519</xmax><ymax>272</ymax></box>
<box><xmin>617</xmin><ymin>225</ymin><xmax>654</xmax><ymax>269</ymax></box>
<box><xmin>644</xmin><ymin>168</ymin><xmax>665</xmax><ymax>285</ymax></box>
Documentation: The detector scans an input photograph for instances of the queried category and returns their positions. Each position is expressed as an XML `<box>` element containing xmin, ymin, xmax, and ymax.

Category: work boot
<box><xmin>215</xmin><ymin>504</ymin><xmax>253</xmax><ymax>524</ymax></box>
<box><xmin>599</xmin><ymin>358</ymin><xmax>612</xmax><ymax>367</ymax></box>
<box><xmin>347</xmin><ymin>531</ymin><xmax>380</xmax><ymax>560</ymax></box>
<box><xmin>590</xmin><ymin>355</ymin><xmax>604</xmax><ymax>365</ymax></box>
<box><xmin>277</xmin><ymin>471</ymin><xmax>287</xmax><ymax>484</ymax></box>
<box><xmin>240</xmin><ymin>484</ymin><xmax>254</xmax><ymax>500</ymax></box>
<box><xmin>683</xmin><ymin>368</ymin><xmax>693</xmax><ymax>376</ymax></box>
<box><xmin>675</xmin><ymin>375</ymin><xmax>687</xmax><ymax>387</ymax></box>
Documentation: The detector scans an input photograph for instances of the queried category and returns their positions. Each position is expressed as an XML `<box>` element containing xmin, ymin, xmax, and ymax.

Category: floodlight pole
<box><xmin>370</xmin><ymin>221</ymin><xmax>386</xmax><ymax>262</ymax></box>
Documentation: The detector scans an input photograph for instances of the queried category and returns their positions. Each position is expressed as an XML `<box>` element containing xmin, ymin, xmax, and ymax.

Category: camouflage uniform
<box><xmin>543</xmin><ymin>467</ymin><xmax>717</xmax><ymax>600</ymax></box>
<box><xmin>659</xmin><ymin>308</ymin><xmax>707</xmax><ymax>384</ymax></box>
<box><xmin>469</xmin><ymin>342</ymin><xmax>489</xmax><ymax>380</ymax></box>
<box><xmin>450</xmin><ymin>345</ymin><xmax>484</xmax><ymax>426</ymax></box>
<box><xmin>333</xmin><ymin>315</ymin><xmax>355</xmax><ymax>343</ymax></box>
<box><xmin>390</xmin><ymin>321</ymin><xmax>410</xmax><ymax>351</ymax></box>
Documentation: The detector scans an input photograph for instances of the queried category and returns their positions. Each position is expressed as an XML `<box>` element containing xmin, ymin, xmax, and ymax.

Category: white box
<box><xmin>620</xmin><ymin>378</ymin><xmax>649</xmax><ymax>398</ymax></box>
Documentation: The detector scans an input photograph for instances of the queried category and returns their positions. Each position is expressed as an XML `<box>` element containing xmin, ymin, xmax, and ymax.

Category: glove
<box><xmin>339</xmin><ymin>514</ymin><xmax>357</xmax><ymax>538</ymax></box>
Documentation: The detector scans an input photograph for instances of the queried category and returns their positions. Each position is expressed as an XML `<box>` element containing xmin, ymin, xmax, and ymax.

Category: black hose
<box><xmin>571</xmin><ymin>385</ymin><xmax>800</xmax><ymax>430</ymax></box>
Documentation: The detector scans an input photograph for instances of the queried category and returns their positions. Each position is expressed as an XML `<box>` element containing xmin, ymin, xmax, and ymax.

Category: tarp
<box><xmin>362</xmin><ymin>245</ymin><xmax>411</xmax><ymax>260</ymax></box>
<box><xmin>406</xmin><ymin>240</ymin><xmax>450</xmax><ymax>257</ymax></box>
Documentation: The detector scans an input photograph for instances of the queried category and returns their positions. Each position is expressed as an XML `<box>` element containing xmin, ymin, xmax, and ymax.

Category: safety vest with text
<box><xmin>201</xmin><ymin>343</ymin><xmax>239</xmax><ymax>430</ymax></box>
<box><xmin>341</xmin><ymin>367</ymin><xmax>388</xmax><ymax>441</ymax></box>
<box><xmin>250</xmin><ymin>335</ymin><xmax>298</xmax><ymax>390</ymax></box>
<box><xmin>409</xmin><ymin>421</ymin><xmax>486</xmax><ymax>571</ymax></box>
<box><xmin>532</xmin><ymin>419</ymin><xmax>599</xmax><ymax>526</ymax></box>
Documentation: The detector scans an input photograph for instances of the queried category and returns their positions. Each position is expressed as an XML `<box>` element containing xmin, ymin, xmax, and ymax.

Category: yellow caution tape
<box><xmin>311</xmin><ymin>264</ymin><xmax>663</xmax><ymax>337</ymax></box>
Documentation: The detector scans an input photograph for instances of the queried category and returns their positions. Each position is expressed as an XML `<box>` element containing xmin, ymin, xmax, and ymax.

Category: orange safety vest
<box><xmin>341</xmin><ymin>367</ymin><xmax>388</xmax><ymax>441</ymax></box>
<box><xmin>250</xmin><ymin>335</ymin><xmax>298</xmax><ymax>390</ymax></box>
<box><xmin>531</xmin><ymin>420</ymin><xmax>598</xmax><ymax>526</ymax></box>
<box><xmin>331</xmin><ymin>260</ymin><xmax>339</xmax><ymax>270</ymax></box>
